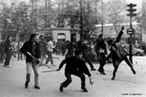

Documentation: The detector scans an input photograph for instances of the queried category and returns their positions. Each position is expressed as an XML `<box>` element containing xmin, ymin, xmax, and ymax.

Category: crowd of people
<box><xmin>0</xmin><ymin>36</ymin><xmax>24</xmax><ymax>67</ymax></box>
<box><xmin>0</xmin><ymin>26</ymin><xmax>137</xmax><ymax>92</ymax></box>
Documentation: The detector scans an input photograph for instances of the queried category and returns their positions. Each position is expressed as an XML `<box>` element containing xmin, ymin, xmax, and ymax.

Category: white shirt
<box><xmin>46</xmin><ymin>41</ymin><xmax>54</xmax><ymax>52</ymax></box>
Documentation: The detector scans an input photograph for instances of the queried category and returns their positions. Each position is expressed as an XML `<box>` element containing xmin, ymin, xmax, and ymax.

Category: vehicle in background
<box><xmin>122</xmin><ymin>44</ymin><xmax>145</xmax><ymax>56</ymax></box>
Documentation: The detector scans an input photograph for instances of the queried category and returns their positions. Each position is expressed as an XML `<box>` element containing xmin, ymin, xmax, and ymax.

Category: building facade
<box><xmin>39</xmin><ymin>27</ymin><xmax>80</xmax><ymax>43</ymax></box>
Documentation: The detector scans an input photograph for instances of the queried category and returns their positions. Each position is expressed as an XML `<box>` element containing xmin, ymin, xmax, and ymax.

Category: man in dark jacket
<box><xmin>56</xmin><ymin>50</ymin><xmax>93</xmax><ymax>92</ymax></box>
<box><xmin>20</xmin><ymin>33</ymin><xmax>41</xmax><ymax>89</ymax></box>
<box><xmin>4</xmin><ymin>36</ymin><xmax>12</xmax><ymax>67</ymax></box>
<box><xmin>107</xmin><ymin>26</ymin><xmax>136</xmax><ymax>80</ymax></box>
<box><xmin>95</xmin><ymin>34</ymin><xmax>107</xmax><ymax>75</ymax></box>
<box><xmin>65</xmin><ymin>41</ymin><xmax>74</xmax><ymax>58</ymax></box>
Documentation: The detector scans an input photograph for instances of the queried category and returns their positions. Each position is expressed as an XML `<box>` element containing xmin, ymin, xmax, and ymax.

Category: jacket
<box><xmin>20</xmin><ymin>40</ymin><xmax>41</xmax><ymax>63</ymax></box>
<box><xmin>58</xmin><ymin>56</ymin><xmax>91</xmax><ymax>77</ymax></box>
<box><xmin>4</xmin><ymin>39</ymin><xmax>11</xmax><ymax>52</ymax></box>
<box><xmin>110</xmin><ymin>30</ymin><xmax>127</xmax><ymax>60</ymax></box>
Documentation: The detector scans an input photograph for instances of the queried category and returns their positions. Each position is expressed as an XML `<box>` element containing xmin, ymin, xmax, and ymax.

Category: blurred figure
<box><xmin>77</xmin><ymin>41</ymin><xmax>96</xmax><ymax>71</ymax></box>
<box><xmin>18</xmin><ymin>41</ymin><xmax>24</xmax><ymax>60</ymax></box>
<box><xmin>65</xmin><ymin>41</ymin><xmax>74</xmax><ymax>58</ymax></box>
<box><xmin>4</xmin><ymin>36</ymin><xmax>12</xmax><ymax>67</ymax></box>
<box><xmin>95</xmin><ymin>34</ymin><xmax>107</xmax><ymax>75</ymax></box>
<box><xmin>135</xmin><ymin>40</ymin><xmax>139</xmax><ymax>48</ymax></box>
<box><xmin>11</xmin><ymin>39</ymin><xmax>18</xmax><ymax>58</ymax></box>
<box><xmin>20</xmin><ymin>34</ymin><xmax>41</xmax><ymax>89</ymax></box>
<box><xmin>0</xmin><ymin>39</ymin><xmax>5</xmax><ymax>63</ymax></box>
<box><xmin>45</xmin><ymin>37</ymin><xmax>55</xmax><ymax>66</ymax></box>
<box><xmin>39</xmin><ymin>35</ymin><xmax>46</xmax><ymax>63</ymax></box>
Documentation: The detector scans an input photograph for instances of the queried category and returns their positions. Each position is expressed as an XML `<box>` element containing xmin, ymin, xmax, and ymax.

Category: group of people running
<box><xmin>15</xmin><ymin>26</ymin><xmax>137</xmax><ymax>92</ymax></box>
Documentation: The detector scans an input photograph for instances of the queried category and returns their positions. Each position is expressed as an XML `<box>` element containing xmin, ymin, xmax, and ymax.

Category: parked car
<box><xmin>122</xmin><ymin>44</ymin><xmax>145</xmax><ymax>56</ymax></box>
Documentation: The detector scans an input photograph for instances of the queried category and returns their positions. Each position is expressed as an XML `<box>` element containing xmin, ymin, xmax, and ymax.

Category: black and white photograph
<box><xmin>0</xmin><ymin>0</ymin><xmax>145</xmax><ymax>97</ymax></box>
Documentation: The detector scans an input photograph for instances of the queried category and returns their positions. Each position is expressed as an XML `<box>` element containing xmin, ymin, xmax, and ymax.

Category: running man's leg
<box><xmin>124</xmin><ymin>56</ymin><xmax>136</xmax><ymax>74</ymax></box>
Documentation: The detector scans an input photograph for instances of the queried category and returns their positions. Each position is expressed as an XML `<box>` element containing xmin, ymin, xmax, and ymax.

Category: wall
<box><xmin>52</xmin><ymin>29</ymin><xmax>70</xmax><ymax>42</ymax></box>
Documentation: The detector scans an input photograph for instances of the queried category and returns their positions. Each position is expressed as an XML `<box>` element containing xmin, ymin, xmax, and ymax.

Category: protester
<box><xmin>95</xmin><ymin>34</ymin><xmax>107</xmax><ymax>75</ymax></box>
<box><xmin>65</xmin><ymin>41</ymin><xmax>74</xmax><ymax>58</ymax></box>
<box><xmin>45</xmin><ymin>37</ymin><xmax>55</xmax><ymax>66</ymax></box>
<box><xmin>4</xmin><ymin>36</ymin><xmax>12</xmax><ymax>67</ymax></box>
<box><xmin>20</xmin><ymin>33</ymin><xmax>41</xmax><ymax>89</ymax></box>
<box><xmin>106</xmin><ymin>26</ymin><xmax>136</xmax><ymax>80</ymax></box>
<box><xmin>56</xmin><ymin>50</ymin><xmax>93</xmax><ymax>92</ymax></box>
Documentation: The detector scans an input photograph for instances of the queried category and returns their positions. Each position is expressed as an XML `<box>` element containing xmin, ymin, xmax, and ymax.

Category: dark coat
<box><xmin>58</xmin><ymin>56</ymin><xmax>91</xmax><ymax>77</ymax></box>
<box><xmin>20</xmin><ymin>40</ymin><xmax>41</xmax><ymax>63</ymax></box>
<box><xmin>95</xmin><ymin>39</ymin><xmax>107</xmax><ymax>60</ymax></box>
<box><xmin>4</xmin><ymin>39</ymin><xmax>11</xmax><ymax>53</ymax></box>
<box><xmin>39</xmin><ymin>40</ymin><xmax>47</xmax><ymax>56</ymax></box>
<box><xmin>65</xmin><ymin>42</ymin><xmax>74</xmax><ymax>58</ymax></box>
<box><xmin>110</xmin><ymin>30</ymin><xmax>127</xmax><ymax>60</ymax></box>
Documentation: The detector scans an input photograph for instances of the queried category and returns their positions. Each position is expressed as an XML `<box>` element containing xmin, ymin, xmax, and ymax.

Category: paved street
<box><xmin>0</xmin><ymin>55</ymin><xmax>146</xmax><ymax>97</ymax></box>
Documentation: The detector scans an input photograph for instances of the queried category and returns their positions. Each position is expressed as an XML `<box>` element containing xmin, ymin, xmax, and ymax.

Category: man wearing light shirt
<box><xmin>45</xmin><ymin>37</ymin><xmax>55</xmax><ymax>66</ymax></box>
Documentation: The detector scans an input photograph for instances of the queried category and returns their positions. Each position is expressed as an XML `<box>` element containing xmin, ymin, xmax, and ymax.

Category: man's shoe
<box><xmin>34</xmin><ymin>86</ymin><xmax>40</xmax><ymax>89</ymax></box>
<box><xmin>25</xmin><ymin>81</ymin><xmax>29</xmax><ymax>88</ymax></box>
<box><xmin>59</xmin><ymin>84</ymin><xmax>63</xmax><ymax>92</ymax></box>
<box><xmin>132</xmin><ymin>69</ymin><xmax>136</xmax><ymax>74</ymax></box>
<box><xmin>81</xmin><ymin>87</ymin><xmax>88</xmax><ymax>92</ymax></box>
<box><xmin>111</xmin><ymin>76</ymin><xmax>115</xmax><ymax>80</ymax></box>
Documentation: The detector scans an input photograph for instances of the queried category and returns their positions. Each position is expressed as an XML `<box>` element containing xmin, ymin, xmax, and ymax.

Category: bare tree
<box><xmin>106</xmin><ymin>0</ymin><xmax>127</xmax><ymax>34</ymax></box>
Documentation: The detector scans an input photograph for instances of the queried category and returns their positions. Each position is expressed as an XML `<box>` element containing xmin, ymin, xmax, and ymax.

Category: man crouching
<box><xmin>56</xmin><ymin>50</ymin><xmax>93</xmax><ymax>92</ymax></box>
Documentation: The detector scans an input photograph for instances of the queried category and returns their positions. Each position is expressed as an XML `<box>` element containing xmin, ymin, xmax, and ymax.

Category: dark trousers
<box><xmin>45</xmin><ymin>51</ymin><xmax>53</xmax><ymax>65</ymax></box>
<box><xmin>112</xmin><ymin>56</ymin><xmax>135</xmax><ymax>80</ymax></box>
<box><xmin>61</xmin><ymin>71</ymin><xmax>86</xmax><ymax>88</ymax></box>
<box><xmin>4</xmin><ymin>51</ymin><xmax>12</xmax><ymax>66</ymax></box>
<box><xmin>98</xmin><ymin>53</ymin><xmax>106</xmax><ymax>73</ymax></box>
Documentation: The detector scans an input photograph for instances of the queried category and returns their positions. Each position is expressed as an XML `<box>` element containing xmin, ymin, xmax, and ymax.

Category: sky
<box><xmin>103</xmin><ymin>0</ymin><xmax>142</xmax><ymax>12</ymax></box>
<box><xmin>0</xmin><ymin>0</ymin><xmax>143</xmax><ymax>12</ymax></box>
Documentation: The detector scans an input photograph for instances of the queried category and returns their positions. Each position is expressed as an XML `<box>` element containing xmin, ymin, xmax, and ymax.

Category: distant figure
<box><xmin>4</xmin><ymin>36</ymin><xmax>12</xmax><ymax>67</ymax></box>
<box><xmin>135</xmin><ymin>40</ymin><xmax>139</xmax><ymax>48</ymax></box>
<box><xmin>39</xmin><ymin>35</ymin><xmax>46</xmax><ymax>63</ymax></box>
<box><xmin>20</xmin><ymin>34</ymin><xmax>41</xmax><ymax>89</ymax></box>
<box><xmin>56</xmin><ymin>50</ymin><xmax>93</xmax><ymax>92</ymax></box>
<box><xmin>45</xmin><ymin>37</ymin><xmax>55</xmax><ymax>66</ymax></box>
<box><xmin>0</xmin><ymin>39</ymin><xmax>5</xmax><ymax>63</ymax></box>
<box><xmin>95</xmin><ymin>34</ymin><xmax>107</xmax><ymax>75</ymax></box>
<box><xmin>106</xmin><ymin>26</ymin><xmax>136</xmax><ymax>80</ymax></box>
<box><xmin>77</xmin><ymin>41</ymin><xmax>96</xmax><ymax>71</ymax></box>
<box><xmin>65</xmin><ymin>41</ymin><xmax>74</xmax><ymax>58</ymax></box>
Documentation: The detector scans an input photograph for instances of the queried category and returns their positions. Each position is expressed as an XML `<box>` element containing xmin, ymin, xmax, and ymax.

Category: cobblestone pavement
<box><xmin>0</xmin><ymin>55</ymin><xmax>146</xmax><ymax>97</ymax></box>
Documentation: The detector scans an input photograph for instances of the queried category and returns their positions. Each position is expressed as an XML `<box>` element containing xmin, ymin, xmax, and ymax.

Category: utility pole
<box><xmin>79</xmin><ymin>0</ymin><xmax>83</xmax><ymax>43</ymax></box>
<box><xmin>126</xmin><ymin>3</ymin><xmax>137</xmax><ymax>63</ymax></box>
<box><xmin>101</xmin><ymin>0</ymin><xmax>104</xmax><ymax>35</ymax></box>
